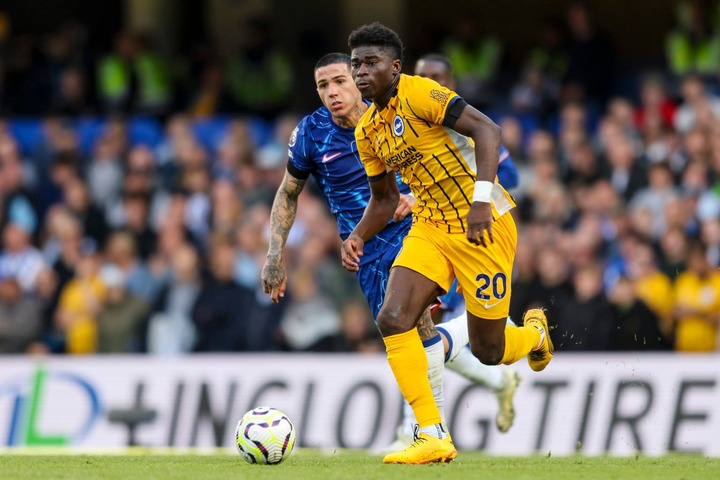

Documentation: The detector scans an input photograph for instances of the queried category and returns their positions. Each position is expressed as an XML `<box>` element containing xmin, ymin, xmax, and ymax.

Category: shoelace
<box><xmin>409</xmin><ymin>425</ymin><xmax>428</xmax><ymax>448</ymax></box>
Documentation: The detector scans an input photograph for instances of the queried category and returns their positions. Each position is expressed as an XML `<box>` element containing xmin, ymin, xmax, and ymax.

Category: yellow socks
<box><xmin>500</xmin><ymin>324</ymin><xmax>541</xmax><ymax>365</ymax></box>
<box><xmin>384</xmin><ymin>328</ymin><xmax>442</xmax><ymax>428</ymax></box>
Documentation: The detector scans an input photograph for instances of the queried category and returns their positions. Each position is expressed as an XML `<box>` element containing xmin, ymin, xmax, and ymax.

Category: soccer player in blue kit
<box><xmin>261</xmin><ymin>53</ymin><xmax>519</xmax><ymax>449</ymax></box>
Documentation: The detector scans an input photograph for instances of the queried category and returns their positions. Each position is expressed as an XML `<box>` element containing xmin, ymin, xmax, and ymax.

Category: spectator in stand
<box><xmin>0</xmin><ymin>138</ymin><xmax>39</xmax><ymax>236</ymax></box>
<box><xmin>184</xmin><ymin>57</ymin><xmax>235</xmax><ymax>118</ymax></box>
<box><xmin>511</xmin><ymin>243</ymin><xmax>573</xmax><ymax>331</ymax></box>
<box><xmin>514</xmin><ymin>129</ymin><xmax>558</xmax><ymax>203</ymax></box>
<box><xmin>97</xmin><ymin>31</ymin><xmax>171</xmax><ymax>117</ymax></box>
<box><xmin>634</xmin><ymin>74</ymin><xmax>677</xmax><ymax>132</ymax></box>
<box><xmin>333</xmin><ymin>300</ymin><xmax>383</xmax><ymax>353</ymax></box>
<box><xmin>36</xmin><ymin>150</ymin><xmax>81</xmax><ymax>217</ymax></box>
<box><xmin>0</xmin><ymin>277</ymin><xmax>43</xmax><ymax>353</ymax></box>
<box><xmin>146</xmin><ymin>242</ymin><xmax>200</xmax><ymax>355</ymax></box>
<box><xmin>210</xmin><ymin>178</ymin><xmax>243</xmax><ymax>238</ymax></box>
<box><xmin>441</xmin><ymin>17</ymin><xmax>503</xmax><ymax>109</ymax></box>
<box><xmin>554</xmin><ymin>262</ymin><xmax>615</xmax><ymax>351</ymax></box>
<box><xmin>659</xmin><ymin>226</ymin><xmax>689</xmax><ymax>279</ymax></box>
<box><xmin>557</xmin><ymin>101</ymin><xmax>591</xmax><ymax>175</ymax></box>
<box><xmin>665</xmin><ymin>0</ymin><xmax>720</xmax><ymax>78</ymax></box>
<box><xmin>602</xmin><ymin>133</ymin><xmax>648</xmax><ymax>202</ymax></box>
<box><xmin>526</xmin><ymin>17</ymin><xmax>568</xmax><ymax>93</ymax></box>
<box><xmin>227</xmin><ymin>17</ymin><xmax>293</xmax><ymax>119</ymax></box>
<box><xmin>674</xmin><ymin>74</ymin><xmax>720</xmax><ymax>134</ymax></box>
<box><xmin>564</xmin><ymin>140</ymin><xmax>602</xmax><ymax>188</ymax></box>
<box><xmin>672</xmin><ymin>240</ymin><xmax>720</xmax><ymax>351</ymax></box>
<box><xmin>86</xmin><ymin>135</ymin><xmax>124</xmax><ymax>214</ymax></box>
<box><xmin>63</xmin><ymin>177</ymin><xmax>109</xmax><ymax>249</ymax></box>
<box><xmin>182</xmin><ymin>164</ymin><xmax>212</xmax><ymax>250</ymax></box>
<box><xmin>608</xmin><ymin>276</ymin><xmax>672</xmax><ymax>350</ymax></box>
<box><xmin>191</xmin><ymin>238</ymin><xmax>259</xmax><ymax>352</ymax></box>
<box><xmin>104</xmin><ymin>229</ymin><xmax>161</xmax><ymax>304</ymax></box>
<box><xmin>629</xmin><ymin>162</ymin><xmax>679</xmax><ymax>239</ymax></box>
<box><xmin>561</xmin><ymin>1</ymin><xmax>616</xmax><ymax>105</ymax></box>
<box><xmin>233</xmin><ymin>206</ymin><xmax>268</xmax><ymax>291</ymax></box>
<box><xmin>626</xmin><ymin>240</ymin><xmax>675</xmax><ymax>338</ymax></box>
<box><xmin>96</xmin><ymin>264</ymin><xmax>149</xmax><ymax>353</ymax></box>
<box><xmin>117</xmin><ymin>191</ymin><xmax>157</xmax><ymax>261</ymax></box>
<box><xmin>0</xmin><ymin>221</ymin><xmax>46</xmax><ymax>295</ymax></box>
<box><xmin>54</xmin><ymin>241</ymin><xmax>104</xmax><ymax>354</ymax></box>
<box><xmin>278</xmin><ymin>266</ymin><xmax>341</xmax><ymax>352</ymax></box>
<box><xmin>510</xmin><ymin>63</ymin><xmax>558</xmax><ymax>120</ymax></box>
<box><xmin>700</xmin><ymin>217</ymin><xmax>720</xmax><ymax>267</ymax></box>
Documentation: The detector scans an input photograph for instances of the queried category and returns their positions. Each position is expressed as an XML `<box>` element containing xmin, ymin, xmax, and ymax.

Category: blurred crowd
<box><xmin>1</xmin><ymin>1</ymin><xmax>720</xmax><ymax>355</ymax></box>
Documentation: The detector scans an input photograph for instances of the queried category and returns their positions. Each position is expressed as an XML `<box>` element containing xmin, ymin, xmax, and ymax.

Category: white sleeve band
<box><xmin>472</xmin><ymin>180</ymin><xmax>494</xmax><ymax>203</ymax></box>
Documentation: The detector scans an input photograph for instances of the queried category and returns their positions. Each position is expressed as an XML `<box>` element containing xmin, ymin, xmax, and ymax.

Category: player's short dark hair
<box><xmin>347</xmin><ymin>22</ymin><xmax>404</xmax><ymax>62</ymax></box>
<box><xmin>315</xmin><ymin>53</ymin><xmax>351</xmax><ymax>71</ymax></box>
<box><xmin>417</xmin><ymin>53</ymin><xmax>453</xmax><ymax>74</ymax></box>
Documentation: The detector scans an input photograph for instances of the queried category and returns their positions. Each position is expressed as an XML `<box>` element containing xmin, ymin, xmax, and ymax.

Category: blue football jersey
<box><xmin>287</xmin><ymin>106</ymin><xmax>411</xmax><ymax>265</ymax></box>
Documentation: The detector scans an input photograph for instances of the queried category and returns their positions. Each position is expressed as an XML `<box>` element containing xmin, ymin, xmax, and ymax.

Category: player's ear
<box><xmin>392</xmin><ymin>59</ymin><xmax>402</xmax><ymax>75</ymax></box>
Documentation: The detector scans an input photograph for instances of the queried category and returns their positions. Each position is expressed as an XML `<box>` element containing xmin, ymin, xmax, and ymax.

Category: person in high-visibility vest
<box><xmin>97</xmin><ymin>31</ymin><xmax>171</xmax><ymax>116</ymax></box>
<box><xmin>666</xmin><ymin>0</ymin><xmax>720</xmax><ymax>76</ymax></box>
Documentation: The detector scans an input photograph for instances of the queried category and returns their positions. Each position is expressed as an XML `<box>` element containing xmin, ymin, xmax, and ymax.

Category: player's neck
<box><xmin>333</xmin><ymin>102</ymin><xmax>368</xmax><ymax>129</ymax></box>
<box><xmin>374</xmin><ymin>73</ymin><xmax>400</xmax><ymax>110</ymax></box>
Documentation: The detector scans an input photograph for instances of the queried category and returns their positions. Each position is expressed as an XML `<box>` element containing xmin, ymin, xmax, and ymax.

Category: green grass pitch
<box><xmin>1</xmin><ymin>449</ymin><xmax>718</xmax><ymax>480</ymax></box>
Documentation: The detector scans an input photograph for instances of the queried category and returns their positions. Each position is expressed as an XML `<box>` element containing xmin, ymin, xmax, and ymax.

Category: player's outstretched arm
<box><xmin>453</xmin><ymin>105</ymin><xmax>501</xmax><ymax>247</ymax></box>
<box><xmin>262</xmin><ymin>170</ymin><xmax>306</xmax><ymax>303</ymax></box>
<box><xmin>341</xmin><ymin>172</ymin><xmax>399</xmax><ymax>272</ymax></box>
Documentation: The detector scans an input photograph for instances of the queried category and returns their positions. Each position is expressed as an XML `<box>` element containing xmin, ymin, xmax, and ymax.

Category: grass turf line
<box><xmin>1</xmin><ymin>450</ymin><xmax>718</xmax><ymax>480</ymax></box>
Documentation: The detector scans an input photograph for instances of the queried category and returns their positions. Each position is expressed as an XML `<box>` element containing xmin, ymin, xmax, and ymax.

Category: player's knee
<box><xmin>469</xmin><ymin>342</ymin><xmax>503</xmax><ymax>366</ymax></box>
<box><xmin>377</xmin><ymin>308</ymin><xmax>413</xmax><ymax>337</ymax></box>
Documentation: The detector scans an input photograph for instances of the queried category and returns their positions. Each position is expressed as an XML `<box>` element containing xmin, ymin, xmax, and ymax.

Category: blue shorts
<box><xmin>356</xmin><ymin>240</ymin><xmax>403</xmax><ymax>320</ymax></box>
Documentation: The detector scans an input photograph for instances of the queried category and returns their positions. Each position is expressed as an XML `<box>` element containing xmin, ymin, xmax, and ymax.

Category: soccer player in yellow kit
<box><xmin>342</xmin><ymin>23</ymin><xmax>553</xmax><ymax>464</ymax></box>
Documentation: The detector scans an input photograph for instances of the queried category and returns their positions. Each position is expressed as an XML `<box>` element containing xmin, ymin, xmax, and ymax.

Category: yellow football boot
<box><xmin>523</xmin><ymin>309</ymin><xmax>554</xmax><ymax>372</ymax></box>
<box><xmin>382</xmin><ymin>433</ymin><xmax>457</xmax><ymax>464</ymax></box>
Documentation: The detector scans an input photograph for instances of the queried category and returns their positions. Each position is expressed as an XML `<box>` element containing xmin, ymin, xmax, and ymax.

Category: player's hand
<box><xmin>466</xmin><ymin>202</ymin><xmax>494</xmax><ymax>247</ymax></box>
<box><xmin>393</xmin><ymin>194</ymin><xmax>415</xmax><ymax>222</ymax></box>
<box><xmin>341</xmin><ymin>234</ymin><xmax>364</xmax><ymax>272</ymax></box>
<box><xmin>261</xmin><ymin>256</ymin><xmax>288</xmax><ymax>303</ymax></box>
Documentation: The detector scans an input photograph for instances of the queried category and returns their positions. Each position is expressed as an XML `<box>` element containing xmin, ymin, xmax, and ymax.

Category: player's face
<box><xmin>350</xmin><ymin>46</ymin><xmax>400</xmax><ymax>102</ymax></box>
<box><xmin>315</xmin><ymin>63</ymin><xmax>362</xmax><ymax>118</ymax></box>
<box><xmin>414</xmin><ymin>59</ymin><xmax>455</xmax><ymax>90</ymax></box>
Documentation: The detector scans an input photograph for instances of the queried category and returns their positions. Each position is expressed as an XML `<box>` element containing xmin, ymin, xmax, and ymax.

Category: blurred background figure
<box><xmin>145</xmin><ymin>243</ymin><xmax>200</xmax><ymax>355</ymax></box>
<box><xmin>96</xmin><ymin>263</ymin><xmax>148</xmax><ymax>353</ymax></box>
<box><xmin>227</xmin><ymin>17</ymin><xmax>292</xmax><ymax>119</ymax></box>
<box><xmin>672</xmin><ymin>240</ymin><xmax>720</xmax><ymax>352</ymax></box>
<box><xmin>0</xmin><ymin>277</ymin><xmax>42</xmax><ymax>353</ymax></box>
<box><xmin>441</xmin><ymin>17</ymin><xmax>502</xmax><ymax>109</ymax></box>
<box><xmin>191</xmin><ymin>239</ymin><xmax>259</xmax><ymax>352</ymax></box>
<box><xmin>278</xmin><ymin>266</ymin><xmax>341</xmax><ymax>352</ymax></box>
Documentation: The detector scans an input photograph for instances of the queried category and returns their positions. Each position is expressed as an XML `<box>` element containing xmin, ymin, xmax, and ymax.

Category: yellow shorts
<box><xmin>393</xmin><ymin>213</ymin><xmax>517</xmax><ymax>319</ymax></box>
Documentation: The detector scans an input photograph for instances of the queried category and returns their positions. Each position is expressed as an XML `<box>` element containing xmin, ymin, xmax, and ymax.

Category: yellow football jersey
<box><xmin>672</xmin><ymin>270</ymin><xmax>720</xmax><ymax>352</ymax></box>
<box><xmin>355</xmin><ymin>74</ymin><xmax>515</xmax><ymax>233</ymax></box>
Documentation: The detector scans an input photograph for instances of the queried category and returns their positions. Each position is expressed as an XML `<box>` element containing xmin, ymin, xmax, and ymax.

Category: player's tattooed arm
<box><xmin>262</xmin><ymin>171</ymin><xmax>306</xmax><ymax>302</ymax></box>
<box><xmin>416</xmin><ymin>308</ymin><xmax>439</xmax><ymax>342</ymax></box>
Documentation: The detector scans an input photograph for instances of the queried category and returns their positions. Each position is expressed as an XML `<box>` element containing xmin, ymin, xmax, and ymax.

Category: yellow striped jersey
<box><xmin>355</xmin><ymin>74</ymin><xmax>515</xmax><ymax>233</ymax></box>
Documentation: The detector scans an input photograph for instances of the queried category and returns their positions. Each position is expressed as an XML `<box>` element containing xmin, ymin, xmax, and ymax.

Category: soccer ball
<box><xmin>235</xmin><ymin>406</ymin><xmax>296</xmax><ymax>465</ymax></box>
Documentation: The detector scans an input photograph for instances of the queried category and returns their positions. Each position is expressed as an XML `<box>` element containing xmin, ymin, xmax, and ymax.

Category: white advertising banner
<box><xmin>0</xmin><ymin>353</ymin><xmax>718</xmax><ymax>456</ymax></box>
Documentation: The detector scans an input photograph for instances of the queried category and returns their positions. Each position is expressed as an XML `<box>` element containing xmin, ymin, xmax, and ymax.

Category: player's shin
<box><xmin>383</xmin><ymin>329</ymin><xmax>445</xmax><ymax>436</ymax></box>
<box><xmin>500</xmin><ymin>323</ymin><xmax>541</xmax><ymax>365</ymax></box>
<box><xmin>423</xmin><ymin>334</ymin><xmax>446</xmax><ymax>428</ymax></box>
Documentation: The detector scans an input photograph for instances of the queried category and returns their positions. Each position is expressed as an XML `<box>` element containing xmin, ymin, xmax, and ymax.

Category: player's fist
<box><xmin>466</xmin><ymin>202</ymin><xmax>494</xmax><ymax>247</ymax></box>
<box><xmin>261</xmin><ymin>256</ymin><xmax>288</xmax><ymax>303</ymax></box>
<box><xmin>341</xmin><ymin>234</ymin><xmax>364</xmax><ymax>272</ymax></box>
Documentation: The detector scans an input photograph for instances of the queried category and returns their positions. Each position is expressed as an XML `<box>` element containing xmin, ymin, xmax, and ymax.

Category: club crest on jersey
<box><xmin>392</xmin><ymin>115</ymin><xmax>405</xmax><ymax>136</ymax></box>
<box><xmin>289</xmin><ymin>127</ymin><xmax>298</xmax><ymax>147</ymax></box>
